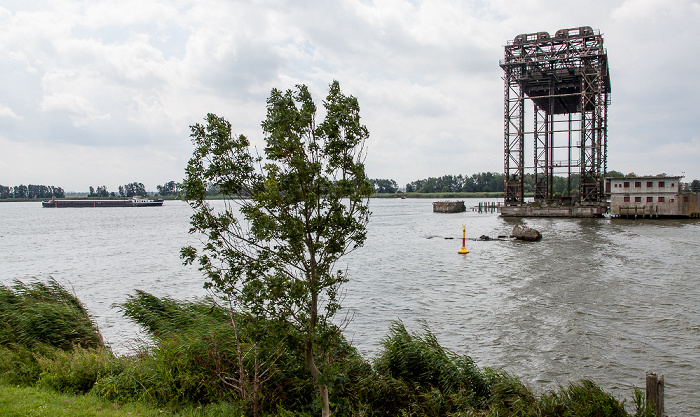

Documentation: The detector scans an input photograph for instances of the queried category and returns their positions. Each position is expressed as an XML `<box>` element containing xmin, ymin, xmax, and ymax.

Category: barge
<box><xmin>42</xmin><ymin>197</ymin><xmax>164</xmax><ymax>208</ymax></box>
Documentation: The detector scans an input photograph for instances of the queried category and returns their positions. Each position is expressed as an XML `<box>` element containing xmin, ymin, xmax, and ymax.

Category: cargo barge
<box><xmin>42</xmin><ymin>197</ymin><xmax>164</xmax><ymax>208</ymax></box>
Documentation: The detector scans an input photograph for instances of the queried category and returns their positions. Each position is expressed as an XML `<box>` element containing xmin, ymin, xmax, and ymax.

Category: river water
<box><xmin>1</xmin><ymin>198</ymin><xmax>698</xmax><ymax>415</ymax></box>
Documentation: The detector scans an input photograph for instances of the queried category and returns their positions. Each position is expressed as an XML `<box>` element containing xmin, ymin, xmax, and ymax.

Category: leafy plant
<box><xmin>37</xmin><ymin>347</ymin><xmax>121</xmax><ymax>394</ymax></box>
<box><xmin>181</xmin><ymin>81</ymin><xmax>372</xmax><ymax>417</ymax></box>
<box><xmin>0</xmin><ymin>278</ymin><xmax>104</xmax><ymax>351</ymax></box>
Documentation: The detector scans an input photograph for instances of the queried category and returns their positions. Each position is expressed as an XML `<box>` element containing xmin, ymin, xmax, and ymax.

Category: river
<box><xmin>1</xmin><ymin>198</ymin><xmax>698</xmax><ymax>415</ymax></box>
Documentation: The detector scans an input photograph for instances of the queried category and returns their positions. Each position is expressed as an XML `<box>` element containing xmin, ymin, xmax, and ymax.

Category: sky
<box><xmin>1</xmin><ymin>0</ymin><xmax>699</xmax><ymax>192</ymax></box>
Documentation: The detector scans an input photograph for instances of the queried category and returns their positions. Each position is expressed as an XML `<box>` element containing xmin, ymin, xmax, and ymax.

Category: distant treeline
<box><xmin>89</xmin><ymin>181</ymin><xmax>182</xmax><ymax>197</ymax></box>
<box><xmin>372</xmin><ymin>170</ymin><xmax>700</xmax><ymax>194</ymax></box>
<box><xmin>0</xmin><ymin>184</ymin><xmax>65</xmax><ymax>199</ymax></box>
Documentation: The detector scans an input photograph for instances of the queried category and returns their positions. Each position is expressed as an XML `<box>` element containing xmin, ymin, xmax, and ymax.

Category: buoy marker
<box><xmin>458</xmin><ymin>224</ymin><xmax>469</xmax><ymax>254</ymax></box>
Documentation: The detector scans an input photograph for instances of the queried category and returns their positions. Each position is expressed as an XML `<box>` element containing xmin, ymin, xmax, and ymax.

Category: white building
<box><xmin>606</xmin><ymin>176</ymin><xmax>700</xmax><ymax>218</ymax></box>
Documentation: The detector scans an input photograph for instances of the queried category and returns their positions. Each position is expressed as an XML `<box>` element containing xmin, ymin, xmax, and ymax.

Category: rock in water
<box><xmin>511</xmin><ymin>225</ymin><xmax>542</xmax><ymax>241</ymax></box>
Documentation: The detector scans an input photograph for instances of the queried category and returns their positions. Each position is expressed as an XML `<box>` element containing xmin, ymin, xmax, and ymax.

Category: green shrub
<box><xmin>0</xmin><ymin>344</ymin><xmax>43</xmax><ymax>385</ymax></box>
<box><xmin>368</xmin><ymin>320</ymin><xmax>491</xmax><ymax>415</ymax></box>
<box><xmin>37</xmin><ymin>347</ymin><xmax>122</xmax><ymax>394</ymax></box>
<box><xmin>484</xmin><ymin>368</ymin><xmax>537</xmax><ymax>415</ymax></box>
<box><xmin>538</xmin><ymin>380</ymin><xmax>628</xmax><ymax>417</ymax></box>
<box><xmin>0</xmin><ymin>278</ymin><xmax>104</xmax><ymax>350</ymax></box>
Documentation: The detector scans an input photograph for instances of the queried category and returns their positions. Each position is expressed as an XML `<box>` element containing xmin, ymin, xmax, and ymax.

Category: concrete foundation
<box><xmin>500</xmin><ymin>205</ymin><xmax>605</xmax><ymax>218</ymax></box>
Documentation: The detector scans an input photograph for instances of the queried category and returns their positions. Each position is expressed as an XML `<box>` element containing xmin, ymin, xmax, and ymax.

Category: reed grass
<box><xmin>0</xmin><ymin>278</ymin><xmax>104</xmax><ymax>351</ymax></box>
<box><xmin>0</xmin><ymin>280</ymin><xmax>642</xmax><ymax>416</ymax></box>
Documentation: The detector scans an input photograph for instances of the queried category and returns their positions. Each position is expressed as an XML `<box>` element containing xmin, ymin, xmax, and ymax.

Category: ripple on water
<box><xmin>2</xmin><ymin>199</ymin><xmax>700</xmax><ymax>415</ymax></box>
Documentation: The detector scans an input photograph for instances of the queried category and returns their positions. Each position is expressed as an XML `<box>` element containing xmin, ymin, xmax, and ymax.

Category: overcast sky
<box><xmin>1</xmin><ymin>0</ymin><xmax>699</xmax><ymax>192</ymax></box>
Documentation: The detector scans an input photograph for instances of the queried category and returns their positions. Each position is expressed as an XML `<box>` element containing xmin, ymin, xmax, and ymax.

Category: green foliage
<box><xmin>537</xmin><ymin>380</ymin><xmax>628</xmax><ymax>417</ymax></box>
<box><xmin>370</xmin><ymin>178</ymin><xmax>399</xmax><ymax>193</ymax></box>
<box><xmin>0</xmin><ymin>183</ymin><xmax>65</xmax><ymax>199</ymax></box>
<box><xmin>37</xmin><ymin>347</ymin><xmax>122</xmax><ymax>394</ymax></box>
<box><xmin>0</xmin><ymin>345</ymin><xmax>44</xmax><ymax>386</ymax></box>
<box><xmin>366</xmin><ymin>321</ymin><xmax>491</xmax><ymax>415</ymax></box>
<box><xmin>94</xmin><ymin>335</ymin><xmax>227</xmax><ymax>406</ymax></box>
<box><xmin>118</xmin><ymin>290</ymin><xmax>228</xmax><ymax>338</ymax></box>
<box><xmin>0</xmin><ymin>287</ymin><xmax>636</xmax><ymax>416</ymax></box>
<box><xmin>0</xmin><ymin>278</ymin><xmax>104</xmax><ymax>351</ymax></box>
<box><xmin>157</xmin><ymin>180</ymin><xmax>182</xmax><ymax>196</ymax></box>
<box><xmin>181</xmin><ymin>81</ymin><xmax>372</xmax><ymax>416</ymax></box>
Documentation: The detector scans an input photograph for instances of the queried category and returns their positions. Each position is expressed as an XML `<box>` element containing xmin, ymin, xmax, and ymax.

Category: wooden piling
<box><xmin>646</xmin><ymin>372</ymin><xmax>664</xmax><ymax>417</ymax></box>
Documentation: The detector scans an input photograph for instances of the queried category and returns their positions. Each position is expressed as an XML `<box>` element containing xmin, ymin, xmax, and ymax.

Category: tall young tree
<box><xmin>181</xmin><ymin>81</ymin><xmax>372</xmax><ymax>417</ymax></box>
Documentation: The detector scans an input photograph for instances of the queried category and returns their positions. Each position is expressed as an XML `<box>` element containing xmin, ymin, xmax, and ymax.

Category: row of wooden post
<box><xmin>475</xmin><ymin>202</ymin><xmax>500</xmax><ymax>213</ymax></box>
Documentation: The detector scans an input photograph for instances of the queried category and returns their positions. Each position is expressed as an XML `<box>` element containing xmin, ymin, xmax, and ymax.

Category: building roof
<box><xmin>606</xmin><ymin>176</ymin><xmax>683</xmax><ymax>181</ymax></box>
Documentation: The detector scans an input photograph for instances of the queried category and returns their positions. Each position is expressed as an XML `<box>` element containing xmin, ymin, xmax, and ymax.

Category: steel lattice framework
<box><xmin>500</xmin><ymin>27</ymin><xmax>611</xmax><ymax>206</ymax></box>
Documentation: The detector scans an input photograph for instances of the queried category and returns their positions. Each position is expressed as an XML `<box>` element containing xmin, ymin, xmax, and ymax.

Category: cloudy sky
<box><xmin>1</xmin><ymin>0</ymin><xmax>699</xmax><ymax>192</ymax></box>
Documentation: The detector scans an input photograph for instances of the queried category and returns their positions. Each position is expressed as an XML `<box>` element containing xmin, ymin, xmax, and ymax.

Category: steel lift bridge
<box><xmin>500</xmin><ymin>27</ymin><xmax>611</xmax><ymax>211</ymax></box>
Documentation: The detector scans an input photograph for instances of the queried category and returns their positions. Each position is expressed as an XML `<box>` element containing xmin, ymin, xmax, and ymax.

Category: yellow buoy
<box><xmin>458</xmin><ymin>224</ymin><xmax>469</xmax><ymax>254</ymax></box>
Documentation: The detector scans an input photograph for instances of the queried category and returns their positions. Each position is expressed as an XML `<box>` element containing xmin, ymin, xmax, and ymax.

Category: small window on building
<box><xmin>647</xmin><ymin>181</ymin><xmax>653</xmax><ymax>187</ymax></box>
<box><xmin>670</xmin><ymin>198</ymin><xmax>674</xmax><ymax>203</ymax></box>
<box><xmin>635</xmin><ymin>181</ymin><xmax>641</xmax><ymax>188</ymax></box>
<box><xmin>635</xmin><ymin>197</ymin><xmax>642</xmax><ymax>203</ymax></box>
<box><xmin>671</xmin><ymin>183</ymin><xmax>675</xmax><ymax>188</ymax></box>
<box><xmin>658</xmin><ymin>196</ymin><xmax>665</xmax><ymax>203</ymax></box>
<box><xmin>623</xmin><ymin>196</ymin><xmax>630</xmax><ymax>202</ymax></box>
<box><xmin>685</xmin><ymin>196</ymin><xmax>689</xmax><ymax>203</ymax></box>
<box><xmin>659</xmin><ymin>181</ymin><xmax>665</xmax><ymax>188</ymax></box>
<box><xmin>624</xmin><ymin>182</ymin><xmax>630</xmax><ymax>188</ymax></box>
<box><xmin>647</xmin><ymin>197</ymin><xmax>653</xmax><ymax>203</ymax></box>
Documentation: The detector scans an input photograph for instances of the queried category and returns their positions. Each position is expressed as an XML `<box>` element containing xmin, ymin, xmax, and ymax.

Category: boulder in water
<box><xmin>511</xmin><ymin>225</ymin><xmax>542</xmax><ymax>241</ymax></box>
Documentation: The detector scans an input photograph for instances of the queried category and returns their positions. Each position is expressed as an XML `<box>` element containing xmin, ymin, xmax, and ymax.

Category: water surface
<box><xmin>1</xmin><ymin>198</ymin><xmax>698</xmax><ymax>414</ymax></box>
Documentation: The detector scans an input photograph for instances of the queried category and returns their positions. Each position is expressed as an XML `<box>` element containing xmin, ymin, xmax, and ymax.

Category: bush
<box><xmin>368</xmin><ymin>320</ymin><xmax>491</xmax><ymax>415</ymax></box>
<box><xmin>0</xmin><ymin>278</ymin><xmax>104</xmax><ymax>350</ymax></box>
<box><xmin>37</xmin><ymin>347</ymin><xmax>122</xmax><ymax>394</ymax></box>
<box><xmin>538</xmin><ymin>380</ymin><xmax>628</xmax><ymax>417</ymax></box>
<box><xmin>0</xmin><ymin>344</ymin><xmax>44</xmax><ymax>386</ymax></box>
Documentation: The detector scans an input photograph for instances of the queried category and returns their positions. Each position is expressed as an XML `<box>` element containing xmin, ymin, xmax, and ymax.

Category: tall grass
<box><xmin>0</xmin><ymin>280</ymin><xmax>641</xmax><ymax>416</ymax></box>
<box><xmin>0</xmin><ymin>278</ymin><xmax>104</xmax><ymax>350</ymax></box>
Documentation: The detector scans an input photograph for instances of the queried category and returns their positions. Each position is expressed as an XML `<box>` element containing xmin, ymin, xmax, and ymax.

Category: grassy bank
<box><xmin>0</xmin><ymin>384</ymin><xmax>166</xmax><ymax>417</ymax></box>
<box><xmin>0</xmin><ymin>279</ymin><xmax>652</xmax><ymax>417</ymax></box>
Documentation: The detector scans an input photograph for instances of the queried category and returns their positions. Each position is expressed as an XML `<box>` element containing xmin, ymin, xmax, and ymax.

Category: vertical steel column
<box><xmin>504</xmin><ymin>65</ymin><xmax>525</xmax><ymax>205</ymax></box>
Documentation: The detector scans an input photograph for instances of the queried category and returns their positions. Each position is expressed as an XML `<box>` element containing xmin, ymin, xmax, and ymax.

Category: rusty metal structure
<box><xmin>500</xmin><ymin>27</ymin><xmax>610</xmax><ymax>208</ymax></box>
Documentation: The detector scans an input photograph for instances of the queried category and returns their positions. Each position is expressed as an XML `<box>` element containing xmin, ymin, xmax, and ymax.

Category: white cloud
<box><xmin>0</xmin><ymin>0</ymin><xmax>699</xmax><ymax>190</ymax></box>
<box><xmin>0</xmin><ymin>105</ymin><xmax>22</xmax><ymax>120</ymax></box>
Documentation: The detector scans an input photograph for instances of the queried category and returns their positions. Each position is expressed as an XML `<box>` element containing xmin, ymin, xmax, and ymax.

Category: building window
<box><xmin>647</xmin><ymin>181</ymin><xmax>653</xmax><ymax>187</ymax></box>
<box><xmin>671</xmin><ymin>183</ymin><xmax>675</xmax><ymax>188</ymax></box>
<box><xmin>624</xmin><ymin>182</ymin><xmax>630</xmax><ymax>188</ymax></box>
<box><xmin>685</xmin><ymin>196</ymin><xmax>689</xmax><ymax>203</ymax></box>
<box><xmin>635</xmin><ymin>197</ymin><xmax>642</xmax><ymax>203</ymax></box>
<box><xmin>670</xmin><ymin>198</ymin><xmax>674</xmax><ymax>203</ymax></box>
<box><xmin>635</xmin><ymin>181</ymin><xmax>641</xmax><ymax>188</ymax></box>
<box><xmin>659</xmin><ymin>181</ymin><xmax>665</xmax><ymax>188</ymax></box>
<box><xmin>623</xmin><ymin>196</ymin><xmax>630</xmax><ymax>202</ymax></box>
<box><xmin>647</xmin><ymin>197</ymin><xmax>653</xmax><ymax>203</ymax></box>
<box><xmin>658</xmin><ymin>196</ymin><xmax>665</xmax><ymax>203</ymax></box>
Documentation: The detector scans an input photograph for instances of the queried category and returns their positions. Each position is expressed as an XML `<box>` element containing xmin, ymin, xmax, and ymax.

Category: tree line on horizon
<box><xmin>371</xmin><ymin>170</ymin><xmax>700</xmax><ymax>194</ymax></box>
<box><xmin>3</xmin><ymin>174</ymin><xmax>699</xmax><ymax>200</ymax></box>
<box><xmin>0</xmin><ymin>181</ymin><xmax>183</xmax><ymax>199</ymax></box>
<box><xmin>0</xmin><ymin>184</ymin><xmax>65</xmax><ymax>199</ymax></box>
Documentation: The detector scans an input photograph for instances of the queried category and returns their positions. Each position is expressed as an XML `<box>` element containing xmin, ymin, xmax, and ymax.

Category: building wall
<box><xmin>606</xmin><ymin>176</ymin><xmax>695</xmax><ymax>218</ymax></box>
<box><xmin>678</xmin><ymin>193</ymin><xmax>700</xmax><ymax>218</ymax></box>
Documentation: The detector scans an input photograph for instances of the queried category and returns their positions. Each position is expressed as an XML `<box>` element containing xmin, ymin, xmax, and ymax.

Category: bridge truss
<box><xmin>500</xmin><ymin>27</ymin><xmax>611</xmax><ymax>206</ymax></box>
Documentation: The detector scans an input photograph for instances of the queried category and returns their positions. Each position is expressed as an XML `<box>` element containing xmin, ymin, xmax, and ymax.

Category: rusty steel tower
<box><xmin>500</xmin><ymin>26</ymin><xmax>611</xmax><ymax>208</ymax></box>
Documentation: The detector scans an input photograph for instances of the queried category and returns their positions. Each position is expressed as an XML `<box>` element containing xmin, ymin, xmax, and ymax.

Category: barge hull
<box><xmin>42</xmin><ymin>199</ymin><xmax>163</xmax><ymax>208</ymax></box>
